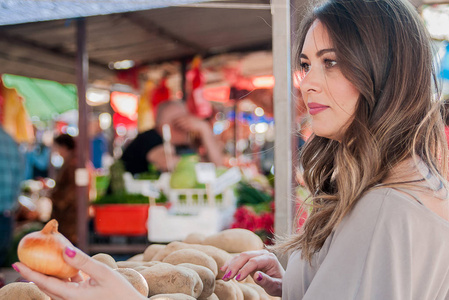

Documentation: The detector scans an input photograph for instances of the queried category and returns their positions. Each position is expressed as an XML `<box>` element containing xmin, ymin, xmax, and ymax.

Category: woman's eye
<box><xmin>324</xmin><ymin>59</ymin><xmax>337</xmax><ymax>68</ymax></box>
<box><xmin>300</xmin><ymin>62</ymin><xmax>310</xmax><ymax>73</ymax></box>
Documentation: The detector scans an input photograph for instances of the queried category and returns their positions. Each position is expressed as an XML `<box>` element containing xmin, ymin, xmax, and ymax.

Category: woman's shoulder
<box><xmin>349</xmin><ymin>187</ymin><xmax>449</xmax><ymax>232</ymax></box>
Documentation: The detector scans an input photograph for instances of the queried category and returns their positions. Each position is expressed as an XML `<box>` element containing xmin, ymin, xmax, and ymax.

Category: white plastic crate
<box><xmin>168</xmin><ymin>188</ymin><xmax>234</xmax><ymax>213</ymax></box>
<box><xmin>147</xmin><ymin>188</ymin><xmax>236</xmax><ymax>243</ymax></box>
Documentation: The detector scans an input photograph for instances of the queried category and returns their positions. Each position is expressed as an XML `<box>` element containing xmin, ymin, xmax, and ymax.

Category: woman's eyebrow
<box><xmin>317</xmin><ymin>48</ymin><xmax>336</xmax><ymax>57</ymax></box>
<box><xmin>300</xmin><ymin>48</ymin><xmax>336</xmax><ymax>60</ymax></box>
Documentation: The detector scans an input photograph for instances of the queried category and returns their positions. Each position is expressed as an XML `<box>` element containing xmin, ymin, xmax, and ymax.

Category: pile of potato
<box><xmin>0</xmin><ymin>228</ymin><xmax>281</xmax><ymax>300</ymax></box>
<box><xmin>96</xmin><ymin>228</ymin><xmax>280</xmax><ymax>300</ymax></box>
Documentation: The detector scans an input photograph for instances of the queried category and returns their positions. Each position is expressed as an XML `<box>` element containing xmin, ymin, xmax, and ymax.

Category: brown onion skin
<box><xmin>18</xmin><ymin>219</ymin><xmax>79</xmax><ymax>279</ymax></box>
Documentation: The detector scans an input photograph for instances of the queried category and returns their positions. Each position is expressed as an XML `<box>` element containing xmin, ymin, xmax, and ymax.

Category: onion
<box><xmin>17</xmin><ymin>219</ymin><xmax>79</xmax><ymax>279</ymax></box>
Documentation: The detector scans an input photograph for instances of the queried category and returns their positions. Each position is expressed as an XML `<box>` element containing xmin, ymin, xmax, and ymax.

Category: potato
<box><xmin>91</xmin><ymin>253</ymin><xmax>117</xmax><ymax>269</ymax></box>
<box><xmin>143</xmin><ymin>244</ymin><xmax>166</xmax><ymax>261</ymax></box>
<box><xmin>132</xmin><ymin>264</ymin><xmax>162</xmax><ymax>273</ymax></box>
<box><xmin>139</xmin><ymin>263</ymin><xmax>203</xmax><ymax>298</ymax></box>
<box><xmin>116</xmin><ymin>261</ymin><xmax>160</xmax><ymax>269</ymax></box>
<box><xmin>149</xmin><ymin>293</ymin><xmax>196</xmax><ymax>299</ymax></box>
<box><xmin>183</xmin><ymin>232</ymin><xmax>206</xmax><ymax>244</ymax></box>
<box><xmin>163</xmin><ymin>248</ymin><xmax>218</xmax><ymax>276</ymax></box>
<box><xmin>0</xmin><ymin>282</ymin><xmax>50</xmax><ymax>300</ymax></box>
<box><xmin>214</xmin><ymin>279</ymin><xmax>238</xmax><ymax>300</ymax></box>
<box><xmin>236</xmin><ymin>282</ymin><xmax>260</xmax><ymax>300</ymax></box>
<box><xmin>127</xmin><ymin>253</ymin><xmax>144</xmax><ymax>261</ymax></box>
<box><xmin>152</xmin><ymin>241</ymin><xmax>232</xmax><ymax>279</ymax></box>
<box><xmin>202</xmin><ymin>229</ymin><xmax>264</xmax><ymax>253</ymax></box>
<box><xmin>230</xmin><ymin>280</ymin><xmax>244</xmax><ymax>300</ymax></box>
<box><xmin>207</xmin><ymin>294</ymin><xmax>219</xmax><ymax>300</ymax></box>
<box><xmin>178</xmin><ymin>263</ymin><xmax>215</xmax><ymax>300</ymax></box>
<box><xmin>243</xmin><ymin>283</ymin><xmax>270</xmax><ymax>300</ymax></box>
<box><xmin>115</xmin><ymin>268</ymin><xmax>149</xmax><ymax>297</ymax></box>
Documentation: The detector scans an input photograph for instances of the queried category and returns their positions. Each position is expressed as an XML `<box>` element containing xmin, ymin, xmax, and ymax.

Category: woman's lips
<box><xmin>308</xmin><ymin>103</ymin><xmax>329</xmax><ymax>115</ymax></box>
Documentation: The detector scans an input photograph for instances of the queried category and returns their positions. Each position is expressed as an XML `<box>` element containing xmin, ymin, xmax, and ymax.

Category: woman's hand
<box><xmin>221</xmin><ymin>250</ymin><xmax>284</xmax><ymax>297</ymax></box>
<box><xmin>13</xmin><ymin>246</ymin><xmax>146</xmax><ymax>300</ymax></box>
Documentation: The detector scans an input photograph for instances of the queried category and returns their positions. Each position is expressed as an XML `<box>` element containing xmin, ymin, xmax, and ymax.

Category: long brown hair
<box><xmin>275</xmin><ymin>0</ymin><xmax>448</xmax><ymax>262</ymax></box>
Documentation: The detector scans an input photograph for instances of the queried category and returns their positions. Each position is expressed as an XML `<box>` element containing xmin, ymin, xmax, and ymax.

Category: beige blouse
<box><xmin>283</xmin><ymin>188</ymin><xmax>449</xmax><ymax>299</ymax></box>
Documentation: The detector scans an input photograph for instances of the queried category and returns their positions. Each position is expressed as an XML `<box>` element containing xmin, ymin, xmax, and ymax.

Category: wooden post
<box><xmin>272</xmin><ymin>0</ymin><xmax>296</xmax><ymax>266</ymax></box>
<box><xmin>75</xmin><ymin>18</ymin><xmax>90</xmax><ymax>252</ymax></box>
<box><xmin>181</xmin><ymin>59</ymin><xmax>187</xmax><ymax>101</ymax></box>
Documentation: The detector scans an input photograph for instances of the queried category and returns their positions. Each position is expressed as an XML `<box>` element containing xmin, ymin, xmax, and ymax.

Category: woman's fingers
<box><xmin>13</xmin><ymin>262</ymin><xmax>75</xmax><ymax>299</ymax></box>
<box><xmin>253</xmin><ymin>271</ymin><xmax>283</xmax><ymax>297</ymax></box>
<box><xmin>232</xmin><ymin>253</ymin><xmax>277</xmax><ymax>282</ymax></box>
<box><xmin>62</xmin><ymin>246</ymin><xmax>112</xmax><ymax>285</ymax></box>
<box><xmin>221</xmin><ymin>250</ymin><xmax>270</xmax><ymax>281</ymax></box>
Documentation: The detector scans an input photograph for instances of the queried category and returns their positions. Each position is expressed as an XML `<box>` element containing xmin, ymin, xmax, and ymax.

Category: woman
<box><xmin>11</xmin><ymin>0</ymin><xmax>449</xmax><ymax>299</ymax></box>
<box><xmin>221</xmin><ymin>0</ymin><xmax>449</xmax><ymax>298</ymax></box>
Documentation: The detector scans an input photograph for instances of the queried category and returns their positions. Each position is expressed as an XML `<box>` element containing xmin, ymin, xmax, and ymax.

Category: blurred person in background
<box><xmin>89</xmin><ymin>114</ymin><xmax>108</xmax><ymax>170</ymax></box>
<box><xmin>23</xmin><ymin>127</ymin><xmax>51</xmax><ymax>180</ymax></box>
<box><xmin>50</xmin><ymin>134</ymin><xmax>77</xmax><ymax>245</ymax></box>
<box><xmin>120</xmin><ymin>100</ymin><xmax>224</xmax><ymax>174</ymax></box>
<box><xmin>0</xmin><ymin>126</ymin><xmax>23</xmax><ymax>267</ymax></box>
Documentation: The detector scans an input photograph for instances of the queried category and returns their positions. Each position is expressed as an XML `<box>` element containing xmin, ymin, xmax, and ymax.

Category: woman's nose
<box><xmin>299</xmin><ymin>66</ymin><xmax>322</xmax><ymax>94</ymax></box>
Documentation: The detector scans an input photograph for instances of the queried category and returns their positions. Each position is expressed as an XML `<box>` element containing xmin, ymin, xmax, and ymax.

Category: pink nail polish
<box><xmin>222</xmin><ymin>270</ymin><xmax>231</xmax><ymax>280</ymax></box>
<box><xmin>257</xmin><ymin>272</ymin><xmax>263</xmax><ymax>281</ymax></box>
<box><xmin>235</xmin><ymin>274</ymin><xmax>241</xmax><ymax>281</ymax></box>
<box><xmin>12</xmin><ymin>264</ymin><xmax>20</xmax><ymax>273</ymax></box>
<box><xmin>65</xmin><ymin>247</ymin><xmax>76</xmax><ymax>258</ymax></box>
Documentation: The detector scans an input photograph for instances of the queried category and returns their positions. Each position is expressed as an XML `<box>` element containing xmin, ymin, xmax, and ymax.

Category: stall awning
<box><xmin>2</xmin><ymin>74</ymin><xmax>78</xmax><ymax>121</ymax></box>
<box><xmin>0</xmin><ymin>0</ymin><xmax>206</xmax><ymax>26</ymax></box>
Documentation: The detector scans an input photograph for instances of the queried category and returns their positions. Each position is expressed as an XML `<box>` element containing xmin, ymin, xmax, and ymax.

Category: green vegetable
<box><xmin>236</xmin><ymin>182</ymin><xmax>272</xmax><ymax>207</ymax></box>
<box><xmin>135</xmin><ymin>164</ymin><xmax>161</xmax><ymax>180</ymax></box>
<box><xmin>109</xmin><ymin>160</ymin><xmax>126</xmax><ymax>194</ymax></box>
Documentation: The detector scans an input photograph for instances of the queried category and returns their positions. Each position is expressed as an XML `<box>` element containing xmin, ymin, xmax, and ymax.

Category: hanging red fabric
<box><xmin>151</xmin><ymin>77</ymin><xmax>171</xmax><ymax>117</ymax></box>
<box><xmin>186</xmin><ymin>57</ymin><xmax>212</xmax><ymax>119</ymax></box>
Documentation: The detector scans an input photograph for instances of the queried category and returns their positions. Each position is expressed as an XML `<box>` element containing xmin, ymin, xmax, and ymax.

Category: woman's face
<box><xmin>299</xmin><ymin>20</ymin><xmax>360</xmax><ymax>141</ymax></box>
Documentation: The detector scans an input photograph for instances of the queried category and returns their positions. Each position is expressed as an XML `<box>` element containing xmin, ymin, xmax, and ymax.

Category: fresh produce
<box><xmin>178</xmin><ymin>263</ymin><xmax>216</xmax><ymax>300</ymax></box>
<box><xmin>151</xmin><ymin>241</ymin><xmax>232</xmax><ymax>279</ymax></box>
<box><xmin>170</xmin><ymin>155</ymin><xmax>199</xmax><ymax>189</ymax></box>
<box><xmin>143</xmin><ymin>244</ymin><xmax>166</xmax><ymax>261</ymax></box>
<box><xmin>236</xmin><ymin>182</ymin><xmax>272</xmax><ymax>207</ymax></box>
<box><xmin>0</xmin><ymin>282</ymin><xmax>50</xmax><ymax>300</ymax></box>
<box><xmin>116</xmin><ymin>261</ymin><xmax>159</xmax><ymax>269</ymax></box>
<box><xmin>17</xmin><ymin>219</ymin><xmax>78</xmax><ymax>279</ymax></box>
<box><xmin>243</xmin><ymin>283</ymin><xmax>272</xmax><ymax>300</ymax></box>
<box><xmin>214</xmin><ymin>280</ymin><xmax>238</xmax><ymax>300</ymax></box>
<box><xmin>162</xmin><ymin>249</ymin><xmax>218</xmax><ymax>276</ymax></box>
<box><xmin>115</xmin><ymin>268</ymin><xmax>149</xmax><ymax>297</ymax></box>
<box><xmin>93</xmin><ymin>191</ymin><xmax>167</xmax><ymax>205</ymax></box>
<box><xmin>229</xmin><ymin>280</ymin><xmax>244</xmax><ymax>300</ymax></box>
<box><xmin>207</xmin><ymin>294</ymin><xmax>219</xmax><ymax>300</ymax></box>
<box><xmin>109</xmin><ymin>160</ymin><xmax>126</xmax><ymax>194</ymax></box>
<box><xmin>202</xmin><ymin>228</ymin><xmax>264</xmax><ymax>253</ymax></box>
<box><xmin>236</xmin><ymin>282</ymin><xmax>260</xmax><ymax>300</ymax></box>
<box><xmin>138</xmin><ymin>263</ymin><xmax>203</xmax><ymax>298</ymax></box>
<box><xmin>127</xmin><ymin>253</ymin><xmax>144</xmax><ymax>261</ymax></box>
<box><xmin>149</xmin><ymin>293</ymin><xmax>196</xmax><ymax>300</ymax></box>
<box><xmin>92</xmin><ymin>253</ymin><xmax>117</xmax><ymax>269</ymax></box>
<box><xmin>232</xmin><ymin>180</ymin><xmax>275</xmax><ymax>245</ymax></box>
<box><xmin>183</xmin><ymin>232</ymin><xmax>207</xmax><ymax>244</ymax></box>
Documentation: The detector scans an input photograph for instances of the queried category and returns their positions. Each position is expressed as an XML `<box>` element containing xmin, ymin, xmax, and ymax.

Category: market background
<box><xmin>1</xmin><ymin>0</ymin><xmax>449</xmax><ymax>287</ymax></box>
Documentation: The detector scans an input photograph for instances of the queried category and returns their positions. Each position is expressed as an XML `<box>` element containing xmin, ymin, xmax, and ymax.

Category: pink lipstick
<box><xmin>308</xmin><ymin>102</ymin><xmax>329</xmax><ymax>115</ymax></box>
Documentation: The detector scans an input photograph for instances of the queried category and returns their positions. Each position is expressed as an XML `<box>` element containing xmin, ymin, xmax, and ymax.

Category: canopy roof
<box><xmin>0</xmin><ymin>0</ymin><xmax>272</xmax><ymax>85</ymax></box>
<box><xmin>0</xmin><ymin>0</ymin><xmax>208</xmax><ymax>26</ymax></box>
